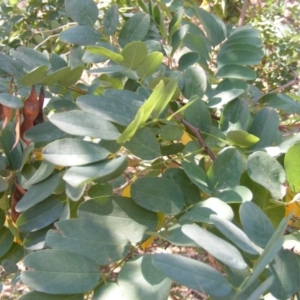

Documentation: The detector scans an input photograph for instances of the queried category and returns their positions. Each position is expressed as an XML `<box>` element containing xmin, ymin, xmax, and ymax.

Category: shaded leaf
<box><xmin>124</xmin><ymin>127</ymin><xmax>160</xmax><ymax>160</ymax></box>
<box><xmin>182</xmin><ymin>224</ymin><xmax>247</xmax><ymax>269</ymax></box>
<box><xmin>65</xmin><ymin>0</ymin><xmax>98</xmax><ymax>26</ymax></box>
<box><xmin>16</xmin><ymin>197</ymin><xmax>63</xmax><ymax>232</ymax></box>
<box><xmin>59</xmin><ymin>25</ymin><xmax>101</xmax><ymax>45</ymax></box>
<box><xmin>21</xmin><ymin>249</ymin><xmax>101</xmax><ymax>294</ymax></box>
<box><xmin>118</xmin><ymin>255</ymin><xmax>172</xmax><ymax>300</ymax></box>
<box><xmin>0</xmin><ymin>94</ymin><xmax>23</xmax><ymax>109</ymax></box>
<box><xmin>153</xmin><ymin>253</ymin><xmax>231</xmax><ymax>297</ymax></box>
<box><xmin>182</xmin><ymin>65</ymin><xmax>206</xmax><ymax>99</ymax></box>
<box><xmin>216</xmin><ymin>64</ymin><xmax>256</xmax><ymax>80</ymax></box>
<box><xmin>103</xmin><ymin>4</ymin><xmax>119</xmax><ymax>36</ymax></box>
<box><xmin>239</xmin><ymin>201</ymin><xmax>274</xmax><ymax>248</ymax></box>
<box><xmin>118</xmin><ymin>12</ymin><xmax>150</xmax><ymax>48</ymax></box>
<box><xmin>16</xmin><ymin>175</ymin><xmax>60</xmax><ymax>212</ymax></box>
<box><xmin>20</xmin><ymin>65</ymin><xmax>48</xmax><ymax>86</ymax></box>
<box><xmin>0</xmin><ymin>227</ymin><xmax>14</xmax><ymax>257</ymax></box>
<box><xmin>131</xmin><ymin>177</ymin><xmax>185</xmax><ymax>215</ymax></box>
<box><xmin>19</xmin><ymin>291</ymin><xmax>84</xmax><ymax>300</ymax></box>
<box><xmin>63</xmin><ymin>155</ymin><xmax>128</xmax><ymax>187</ymax></box>
<box><xmin>46</xmin><ymin>219</ymin><xmax>131</xmax><ymax>265</ymax></box>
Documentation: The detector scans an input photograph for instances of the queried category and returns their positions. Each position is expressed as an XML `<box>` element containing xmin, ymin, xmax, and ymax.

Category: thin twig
<box><xmin>238</xmin><ymin>0</ymin><xmax>249</xmax><ymax>27</ymax></box>
<box><xmin>269</xmin><ymin>75</ymin><xmax>299</xmax><ymax>94</ymax></box>
<box><xmin>170</xmin><ymin>110</ymin><xmax>216</xmax><ymax>161</ymax></box>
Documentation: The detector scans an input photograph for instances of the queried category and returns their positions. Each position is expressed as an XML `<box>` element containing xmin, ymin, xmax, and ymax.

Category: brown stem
<box><xmin>238</xmin><ymin>0</ymin><xmax>249</xmax><ymax>27</ymax></box>
<box><xmin>269</xmin><ymin>75</ymin><xmax>299</xmax><ymax>94</ymax></box>
<box><xmin>170</xmin><ymin>110</ymin><xmax>216</xmax><ymax>161</ymax></box>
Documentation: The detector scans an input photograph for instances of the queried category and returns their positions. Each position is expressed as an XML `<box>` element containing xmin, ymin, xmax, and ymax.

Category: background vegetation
<box><xmin>0</xmin><ymin>0</ymin><xmax>300</xmax><ymax>299</ymax></box>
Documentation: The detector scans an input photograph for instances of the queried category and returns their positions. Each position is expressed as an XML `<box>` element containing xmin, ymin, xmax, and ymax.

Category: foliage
<box><xmin>0</xmin><ymin>0</ymin><xmax>300</xmax><ymax>299</ymax></box>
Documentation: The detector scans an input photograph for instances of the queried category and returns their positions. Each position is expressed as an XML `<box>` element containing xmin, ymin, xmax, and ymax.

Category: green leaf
<box><xmin>21</xmin><ymin>249</ymin><xmax>101</xmax><ymax>294</ymax></box>
<box><xmin>59</xmin><ymin>25</ymin><xmax>101</xmax><ymax>45</ymax></box>
<box><xmin>184</xmin><ymin>98</ymin><xmax>211</xmax><ymax>133</ymax></box>
<box><xmin>179</xmin><ymin>197</ymin><xmax>234</xmax><ymax>223</ymax></box>
<box><xmin>208</xmin><ymin>147</ymin><xmax>244</xmax><ymax>191</ymax></box>
<box><xmin>247</xmin><ymin>151</ymin><xmax>286</xmax><ymax>199</ymax></box>
<box><xmin>93</xmin><ymin>283</ymin><xmax>125</xmax><ymax>300</ymax></box>
<box><xmin>24</xmin><ymin>121</ymin><xmax>67</xmax><ymax>143</ymax></box>
<box><xmin>41</xmin><ymin>67</ymin><xmax>71</xmax><ymax>85</ymax></box>
<box><xmin>0</xmin><ymin>227</ymin><xmax>14</xmax><ymax>257</ymax></box>
<box><xmin>136</xmin><ymin>51</ymin><xmax>163</xmax><ymax>80</ymax></box>
<box><xmin>163</xmin><ymin>168</ymin><xmax>201</xmax><ymax>206</ymax></box>
<box><xmin>63</xmin><ymin>155</ymin><xmax>128</xmax><ymax>187</ymax></box>
<box><xmin>131</xmin><ymin>177</ymin><xmax>185</xmax><ymax>215</ymax></box>
<box><xmin>77</xmin><ymin>91</ymin><xmax>141</xmax><ymax>127</ymax></box>
<box><xmin>118</xmin><ymin>255</ymin><xmax>172</xmax><ymax>300</ymax></box>
<box><xmin>118</xmin><ymin>12</ymin><xmax>150</xmax><ymax>48</ymax></box>
<box><xmin>284</xmin><ymin>143</ymin><xmax>300</xmax><ymax>193</ymax></box>
<box><xmin>23</xmin><ymin>227</ymin><xmax>50</xmax><ymax>250</ymax></box>
<box><xmin>178</xmin><ymin>52</ymin><xmax>200</xmax><ymax>71</ymax></box>
<box><xmin>171</xmin><ymin>24</ymin><xmax>190</xmax><ymax>55</ymax></box>
<box><xmin>223</xmin><ymin>99</ymin><xmax>252</xmax><ymax>132</ymax></box>
<box><xmin>0</xmin><ymin>127</ymin><xmax>23</xmax><ymax>170</ymax></box>
<box><xmin>208</xmin><ymin>88</ymin><xmax>244</xmax><ymax>108</ymax></box>
<box><xmin>182</xmin><ymin>160</ymin><xmax>212</xmax><ymax>194</ymax></box>
<box><xmin>0</xmin><ymin>208</ymin><xmax>5</xmax><ymax>228</ymax></box>
<box><xmin>269</xmin><ymin>249</ymin><xmax>299</xmax><ymax>299</ymax></box>
<box><xmin>216</xmin><ymin>64</ymin><xmax>256</xmax><ymax>80</ymax></box>
<box><xmin>184</xmin><ymin>33</ymin><xmax>210</xmax><ymax>61</ymax></box>
<box><xmin>78</xmin><ymin>196</ymin><xmax>158</xmax><ymax>243</ymax></box>
<box><xmin>15</xmin><ymin>175</ymin><xmax>60</xmax><ymax>212</ymax></box>
<box><xmin>194</xmin><ymin>7</ymin><xmax>227</xmax><ymax>47</ymax></box>
<box><xmin>216</xmin><ymin>186</ymin><xmax>253</xmax><ymax>203</ymax></box>
<box><xmin>182</xmin><ymin>65</ymin><xmax>207</xmax><ymax>99</ymax></box>
<box><xmin>87</xmin><ymin>183</ymin><xmax>112</xmax><ymax>200</ymax></box>
<box><xmin>249</xmin><ymin>107</ymin><xmax>280</xmax><ymax>150</ymax></box>
<box><xmin>16</xmin><ymin>197</ymin><xmax>63</xmax><ymax>232</ymax></box>
<box><xmin>19</xmin><ymin>291</ymin><xmax>84</xmax><ymax>300</ymax></box>
<box><xmin>0</xmin><ymin>177</ymin><xmax>8</xmax><ymax>193</ymax></box>
<box><xmin>65</xmin><ymin>0</ymin><xmax>98</xmax><ymax>26</ymax></box>
<box><xmin>0</xmin><ymin>93</ymin><xmax>23</xmax><ymax>109</ymax></box>
<box><xmin>86</xmin><ymin>46</ymin><xmax>124</xmax><ymax>63</ymax></box>
<box><xmin>227</xmin><ymin>130</ymin><xmax>259</xmax><ymax>148</ymax></box>
<box><xmin>116</xmin><ymin>108</ymin><xmax>145</xmax><ymax>143</ymax></box>
<box><xmin>23</xmin><ymin>161</ymin><xmax>55</xmax><ymax>189</ymax></box>
<box><xmin>43</xmin><ymin>138</ymin><xmax>109</xmax><ymax>167</ymax></box>
<box><xmin>19</xmin><ymin>65</ymin><xmax>48</xmax><ymax>86</ymax></box>
<box><xmin>239</xmin><ymin>201</ymin><xmax>274</xmax><ymax>248</ymax></box>
<box><xmin>49</xmin><ymin>111</ymin><xmax>120</xmax><ymax>140</ymax></box>
<box><xmin>182</xmin><ymin>224</ymin><xmax>247</xmax><ymax>269</ymax></box>
<box><xmin>103</xmin><ymin>4</ymin><xmax>119</xmax><ymax>36</ymax></box>
<box><xmin>121</xmin><ymin>41</ymin><xmax>148</xmax><ymax>68</ymax></box>
<box><xmin>59</xmin><ymin>65</ymin><xmax>84</xmax><ymax>86</ymax></box>
<box><xmin>260</xmin><ymin>93</ymin><xmax>300</xmax><ymax>115</ymax></box>
<box><xmin>0</xmin><ymin>53</ymin><xmax>24</xmax><ymax>79</ymax></box>
<box><xmin>217</xmin><ymin>45</ymin><xmax>264</xmax><ymax>67</ymax></box>
<box><xmin>46</xmin><ymin>218</ymin><xmax>130</xmax><ymax>265</ymax></box>
<box><xmin>211</xmin><ymin>215</ymin><xmax>259</xmax><ymax>256</ymax></box>
<box><xmin>159</xmin><ymin>224</ymin><xmax>199</xmax><ymax>247</ymax></box>
<box><xmin>153</xmin><ymin>253</ymin><xmax>231</xmax><ymax>297</ymax></box>
<box><xmin>66</xmin><ymin>183</ymin><xmax>86</xmax><ymax>202</ymax></box>
<box><xmin>124</xmin><ymin>127</ymin><xmax>160</xmax><ymax>160</ymax></box>
<box><xmin>151</xmin><ymin>79</ymin><xmax>178</xmax><ymax>120</ymax></box>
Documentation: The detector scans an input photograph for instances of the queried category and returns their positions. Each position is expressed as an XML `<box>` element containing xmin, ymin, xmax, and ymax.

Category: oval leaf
<box><xmin>247</xmin><ymin>151</ymin><xmax>286</xmax><ymax>200</ymax></box>
<box><xmin>21</xmin><ymin>249</ymin><xmax>101</xmax><ymax>294</ymax></box>
<box><xmin>182</xmin><ymin>224</ymin><xmax>247</xmax><ymax>269</ymax></box>
<box><xmin>49</xmin><ymin>111</ymin><xmax>120</xmax><ymax>140</ymax></box>
<box><xmin>131</xmin><ymin>177</ymin><xmax>185</xmax><ymax>215</ymax></box>
<box><xmin>43</xmin><ymin>138</ymin><xmax>110</xmax><ymax>166</ymax></box>
<box><xmin>153</xmin><ymin>253</ymin><xmax>231</xmax><ymax>297</ymax></box>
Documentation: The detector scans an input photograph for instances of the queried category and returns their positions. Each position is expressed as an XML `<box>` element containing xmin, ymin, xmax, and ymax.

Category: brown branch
<box><xmin>269</xmin><ymin>75</ymin><xmax>299</xmax><ymax>94</ymax></box>
<box><xmin>169</xmin><ymin>110</ymin><xmax>216</xmax><ymax>161</ymax></box>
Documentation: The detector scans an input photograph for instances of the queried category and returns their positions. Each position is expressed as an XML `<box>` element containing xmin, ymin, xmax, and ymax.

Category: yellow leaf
<box><xmin>285</xmin><ymin>187</ymin><xmax>300</xmax><ymax>227</ymax></box>
<box><xmin>140</xmin><ymin>213</ymin><xmax>165</xmax><ymax>250</ymax></box>
<box><xmin>180</xmin><ymin>130</ymin><xmax>193</xmax><ymax>145</ymax></box>
<box><xmin>122</xmin><ymin>185</ymin><xmax>131</xmax><ymax>197</ymax></box>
